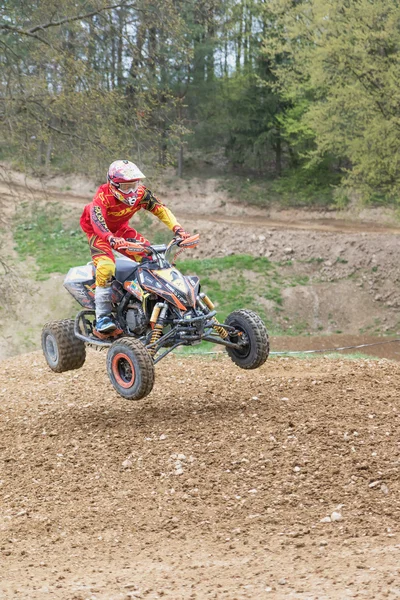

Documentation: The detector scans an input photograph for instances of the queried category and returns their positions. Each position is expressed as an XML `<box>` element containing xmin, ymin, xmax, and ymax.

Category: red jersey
<box><xmin>80</xmin><ymin>183</ymin><xmax>180</xmax><ymax>241</ymax></box>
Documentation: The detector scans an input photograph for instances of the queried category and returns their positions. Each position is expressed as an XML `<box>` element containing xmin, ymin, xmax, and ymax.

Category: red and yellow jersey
<box><xmin>80</xmin><ymin>183</ymin><xmax>180</xmax><ymax>241</ymax></box>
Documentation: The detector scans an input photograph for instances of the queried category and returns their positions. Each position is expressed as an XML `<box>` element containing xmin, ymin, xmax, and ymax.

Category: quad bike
<box><xmin>42</xmin><ymin>235</ymin><xmax>269</xmax><ymax>400</ymax></box>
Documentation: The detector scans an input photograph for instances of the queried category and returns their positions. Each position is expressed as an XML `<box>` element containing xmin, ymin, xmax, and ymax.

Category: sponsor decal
<box><xmin>92</xmin><ymin>206</ymin><xmax>109</xmax><ymax>234</ymax></box>
<box><xmin>125</xmin><ymin>280</ymin><xmax>143</xmax><ymax>300</ymax></box>
<box><xmin>109</xmin><ymin>207</ymin><xmax>134</xmax><ymax>218</ymax></box>
<box><xmin>155</xmin><ymin>268</ymin><xmax>187</xmax><ymax>291</ymax></box>
<box><xmin>67</xmin><ymin>283</ymin><xmax>92</xmax><ymax>304</ymax></box>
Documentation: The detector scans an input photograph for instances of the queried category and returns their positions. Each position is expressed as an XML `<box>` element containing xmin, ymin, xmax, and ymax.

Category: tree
<box><xmin>267</xmin><ymin>0</ymin><xmax>400</xmax><ymax>200</ymax></box>
<box><xmin>0</xmin><ymin>0</ymin><xmax>190</xmax><ymax>177</ymax></box>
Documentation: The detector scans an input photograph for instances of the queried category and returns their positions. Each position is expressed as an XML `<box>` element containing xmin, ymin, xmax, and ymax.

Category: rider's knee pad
<box><xmin>94</xmin><ymin>257</ymin><xmax>116</xmax><ymax>287</ymax></box>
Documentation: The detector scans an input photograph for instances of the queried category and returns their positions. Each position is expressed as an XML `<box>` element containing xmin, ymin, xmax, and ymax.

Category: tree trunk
<box><xmin>111</xmin><ymin>32</ymin><xmax>116</xmax><ymax>89</ymax></box>
<box><xmin>45</xmin><ymin>136</ymin><xmax>53</xmax><ymax>167</ymax></box>
<box><xmin>236</xmin><ymin>4</ymin><xmax>244</xmax><ymax>71</ymax></box>
<box><xmin>117</xmin><ymin>8</ymin><xmax>124</xmax><ymax>87</ymax></box>
<box><xmin>177</xmin><ymin>144</ymin><xmax>183</xmax><ymax>178</ymax></box>
<box><xmin>206</xmin><ymin>2</ymin><xmax>215</xmax><ymax>82</ymax></box>
<box><xmin>127</xmin><ymin>21</ymin><xmax>145</xmax><ymax>101</ymax></box>
<box><xmin>37</xmin><ymin>140</ymin><xmax>44</xmax><ymax>167</ymax></box>
<box><xmin>275</xmin><ymin>124</ymin><xmax>282</xmax><ymax>176</ymax></box>
<box><xmin>148</xmin><ymin>26</ymin><xmax>157</xmax><ymax>78</ymax></box>
<box><xmin>244</xmin><ymin>2</ymin><xmax>250</xmax><ymax>68</ymax></box>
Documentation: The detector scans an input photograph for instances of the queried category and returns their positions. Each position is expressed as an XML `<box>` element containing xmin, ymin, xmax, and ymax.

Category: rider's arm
<box><xmin>89</xmin><ymin>196</ymin><xmax>113</xmax><ymax>242</ymax></box>
<box><xmin>139</xmin><ymin>188</ymin><xmax>181</xmax><ymax>231</ymax></box>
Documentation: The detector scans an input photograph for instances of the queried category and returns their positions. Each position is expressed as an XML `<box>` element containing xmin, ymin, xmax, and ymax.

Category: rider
<box><xmin>80</xmin><ymin>159</ymin><xmax>191</xmax><ymax>336</ymax></box>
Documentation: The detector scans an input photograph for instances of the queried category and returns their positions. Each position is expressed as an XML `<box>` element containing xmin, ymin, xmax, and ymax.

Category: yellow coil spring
<box><xmin>212</xmin><ymin>317</ymin><xmax>228</xmax><ymax>339</ymax></box>
<box><xmin>148</xmin><ymin>325</ymin><xmax>163</xmax><ymax>356</ymax></box>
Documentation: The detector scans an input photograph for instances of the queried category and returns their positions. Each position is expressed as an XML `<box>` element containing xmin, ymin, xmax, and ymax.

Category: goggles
<box><xmin>116</xmin><ymin>180</ymin><xmax>140</xmax><ymax>194</ymax></box>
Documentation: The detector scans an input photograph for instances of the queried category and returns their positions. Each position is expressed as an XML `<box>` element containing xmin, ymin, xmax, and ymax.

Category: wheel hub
<box><xmin>231</xmin><ymin>327</ymin><xmax>251</xmax><ymax>358</ymax></box>
<box><xmin>112</xmin><ymin>353</ymin><xmax>135</xmax><ymax>388</ymax></box>
<box><xmin>45</xmin><ymin>334</ymin><xmax>59</xmax><ymax>363</ymax></box>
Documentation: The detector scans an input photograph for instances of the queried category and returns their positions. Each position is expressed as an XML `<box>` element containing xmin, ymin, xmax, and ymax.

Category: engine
<box><xmin>126</xmin><ymin>303</ymin><xmax>148</xmax><ymax>335</ymax></box>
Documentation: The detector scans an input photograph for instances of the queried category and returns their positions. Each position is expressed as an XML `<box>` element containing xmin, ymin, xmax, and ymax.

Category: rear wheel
<box><xmin>107</xmin><ymin>338</ymin><xmax>155</xmax><ymax>400</ymax></box>
<box><xmin>42</xmin><ymin>319</ymin><xmax>86</xmax><ymax>372</ymax></box>
<box><xmin>225</xmin><ymin>309</ymin><xmax>269</xmax><ymax>369</ymax></box>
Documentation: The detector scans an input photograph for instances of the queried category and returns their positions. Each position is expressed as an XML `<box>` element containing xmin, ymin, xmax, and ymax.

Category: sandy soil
<box><xmin>1</xmin><ymin>351</ymin><xmax>400</xmax><ymax>599</ymax></box>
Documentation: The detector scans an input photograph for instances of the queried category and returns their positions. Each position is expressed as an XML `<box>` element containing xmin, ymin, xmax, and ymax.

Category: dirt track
<box><xmin>1</xmin><ymin>351</ymin><xmax>400</xmax><ymax>599</ymax></box>
<box><xmin>3</xmin><ymin>161</ymin><xmax>400</xmax><ymax>239</ymax></box>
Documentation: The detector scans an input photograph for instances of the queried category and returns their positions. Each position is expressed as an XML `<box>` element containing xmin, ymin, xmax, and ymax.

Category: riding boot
<box><xmin>95</xmin><ymin>285</ymin><xmax>113</xmax><ymax>321</ymax></box>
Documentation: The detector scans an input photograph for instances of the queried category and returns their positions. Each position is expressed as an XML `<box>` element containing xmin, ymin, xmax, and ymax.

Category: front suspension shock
<box><xmin>148</xmin><ymin>303</ymin><xmax>168</xmax><ymax>356</ymax></box>
<box><xmin>199</xmin><ymin>294</ymin><xmax>229</xmax><ymax>339</ymax></box>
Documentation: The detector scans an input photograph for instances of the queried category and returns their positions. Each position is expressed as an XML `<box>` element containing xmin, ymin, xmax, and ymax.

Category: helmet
<box><xmin>107</xmin><ymin>160</ymin><xmax>146</xmax><ymax>205</ymax></box>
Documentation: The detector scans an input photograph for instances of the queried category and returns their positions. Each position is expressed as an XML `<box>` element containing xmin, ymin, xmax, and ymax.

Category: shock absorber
<box><xmin>148</xmin><ymin>303</ymin><xmax>168</xmax><ymax>356</ymax></box>
<box><xmin>199</xmin><ymin>293</ymin><xmax>229</xmax><ymax>339</ymax></box>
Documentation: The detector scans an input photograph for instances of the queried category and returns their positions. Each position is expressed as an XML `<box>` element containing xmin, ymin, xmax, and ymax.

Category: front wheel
<box><xmin>107</xmin><ymin>338</ymin><xmax>155</xmax><ymax>400</ymax></box>
<box><xmin>225</xmin><ymin>309</ymin><xmax>269</xmax><ymax>369</ymax></box>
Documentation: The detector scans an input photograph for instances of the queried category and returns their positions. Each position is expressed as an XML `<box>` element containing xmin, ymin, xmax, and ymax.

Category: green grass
<box><xmin>303</xmin><ymin>257</ymin><xmax>325</xmax><ymax>264</ymax></box>
<box><xmin>14</xmin><ymin>202</ymin><xmax>89</xmax><ymax>277</ymax></box>
<box><xmin>218</xmin><ymin>167</ymin><xmax>341</xmax><ymax>209</ymax></box>
<box><xmin>179</xmin><ymin>254</ymin><xmax>313</xmax><ymax>334</ymax></box>
<box><xmin>288</xmin><ymin>275</ymin><xmax>309</xmax><ymax>286</ymax></box>
<box><xmin>179</xmin><ymin>254</ymin><xmax>283</xmax><ymax>324</ymax></box>
<box><xmin>270</xmin><ymin>168</ymin><xmax>341</xmax><ymax>208</ymax></box>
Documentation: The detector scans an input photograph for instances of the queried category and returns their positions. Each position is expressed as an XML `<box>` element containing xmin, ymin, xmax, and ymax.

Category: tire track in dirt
<box><xmin>3</xmin><ymin>180</ymin><xmax>400</xmax><ymax>235</ymax></box>
<box><xmin>177</xmin><ymin>211</ymin><xmax>400</xmax><ymax>235</ymax></box>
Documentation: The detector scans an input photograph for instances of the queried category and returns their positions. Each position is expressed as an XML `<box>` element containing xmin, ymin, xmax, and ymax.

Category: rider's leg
<box><xmin>87</xmin><ymin>234</ymin><xmax>117</xmax><ymax>333</ymax></box>
<box><xmin>93</xmin><ymin>257</ymin><xmax>117</xmax><ymax>332</ymax></box>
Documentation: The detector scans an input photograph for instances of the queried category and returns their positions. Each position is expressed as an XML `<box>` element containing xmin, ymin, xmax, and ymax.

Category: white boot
<box><xmin>95</xmin><ymin>286</ymin><xmax>116</xmax><ymax>332</ymax></box>
<box><xmin>95</xmin><ymin>285</ymin><xmax>112</xmax><ymax>321</ymax></box>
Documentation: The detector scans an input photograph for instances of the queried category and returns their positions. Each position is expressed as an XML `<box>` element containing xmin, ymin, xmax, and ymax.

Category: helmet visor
<box><xmin>118</xmin><ymin>180</ymin><xmax>140</xmax><ymax>194</ymax></box>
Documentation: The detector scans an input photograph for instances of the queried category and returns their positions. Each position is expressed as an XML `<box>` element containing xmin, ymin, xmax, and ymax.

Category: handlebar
<box><xmin>122</xmin><ymin>234</ymin><xmax>199</xmax><ymax>252</ymax></box>
<box><xmin>120</xmin><ymin>234</ymin><xmax>200</xmax><ymax>262</ymax></box>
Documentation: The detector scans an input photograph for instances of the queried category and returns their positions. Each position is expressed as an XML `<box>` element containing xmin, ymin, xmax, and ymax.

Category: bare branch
<box><xmin>0</xmin><ymin>2</ymin><xmax>145</xmax><ymax>41</ymax></box>
<box><xmin>25</xmin><ymin>108</ymin><xmax>108</xmax><ymax>151</ymax></box>
<box><xmin>0</xmin><ymin>38</ymin><xmax>22</xmax><ymax>60</ymax></box>
<box><xmin>0</xmin><ymin>24</ymin><xmax>54</xmax><ymax>47</ymax></box>
<box><xmin>27</xmin><ymin>3</ymin><xmax>137</xmax><ymax>33</ymax></box>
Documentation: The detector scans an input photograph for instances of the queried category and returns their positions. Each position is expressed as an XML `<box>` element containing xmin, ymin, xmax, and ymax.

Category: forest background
<box><xmin>2</xmin><ymin>0</ymin><xmax>400</xmax><ymax>207</ymax></box>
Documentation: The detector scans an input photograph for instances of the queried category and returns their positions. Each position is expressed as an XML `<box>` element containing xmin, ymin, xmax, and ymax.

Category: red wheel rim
<box><xmin>111</xmin><ymin>353</ymin><xmax>135</xmax><ymax>388</ymax></box>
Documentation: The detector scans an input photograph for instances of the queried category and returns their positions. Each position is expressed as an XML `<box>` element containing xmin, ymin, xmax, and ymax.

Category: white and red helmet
<box><xmin>107</xmin><ymin>160</ymin><xmax>146</xmax><ymax>205</ymax></box>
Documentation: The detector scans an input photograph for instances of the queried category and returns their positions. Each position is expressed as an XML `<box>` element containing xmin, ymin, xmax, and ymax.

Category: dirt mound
<box><xmin>1</xmin><ymin>352</ymin><xmax>399</xmax><ymax>598</ymax></box>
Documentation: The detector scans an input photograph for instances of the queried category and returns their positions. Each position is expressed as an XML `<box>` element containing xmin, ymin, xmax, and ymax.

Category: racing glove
<box><xmin>173</xmin><ymin>225</ymin><xmax>191</xmax><ymax>240</ymax></box>
<box><xmin>108</xmin><ymin>236</ymin><xmax>127</xmax><ymax>251</ymax></box>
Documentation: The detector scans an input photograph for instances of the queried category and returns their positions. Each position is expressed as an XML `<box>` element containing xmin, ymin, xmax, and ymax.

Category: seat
<box><xmin>115</xmin><ymin>257</ymin><xmax>139</xmax><ymax>283</ymax></box>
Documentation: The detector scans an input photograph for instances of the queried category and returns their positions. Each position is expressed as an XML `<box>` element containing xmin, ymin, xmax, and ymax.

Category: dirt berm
<box><xmin>1</xmin><ymin>351</ymin><xmax>399</xmax><ymax>599</ymax></box>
